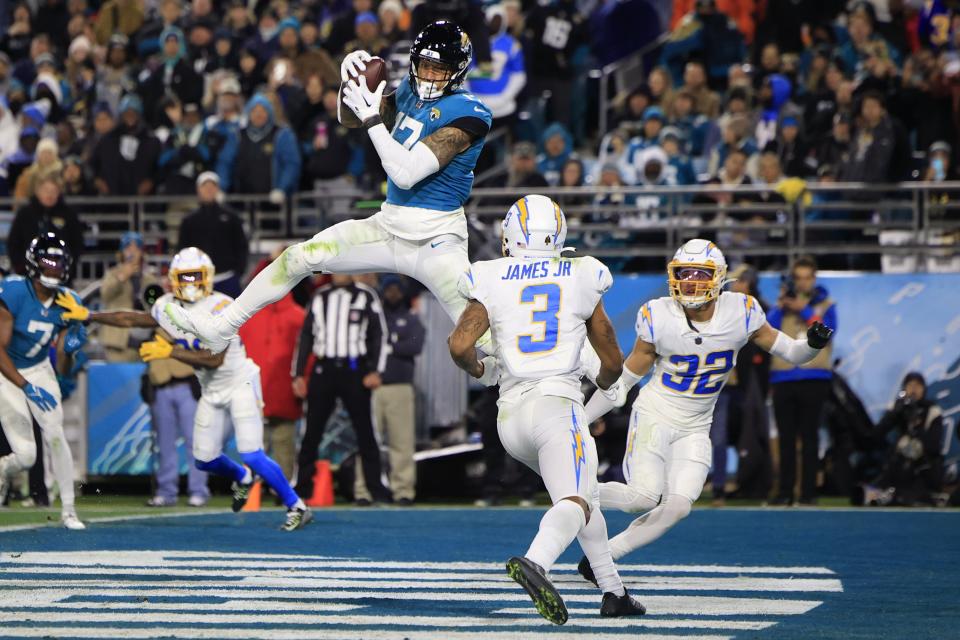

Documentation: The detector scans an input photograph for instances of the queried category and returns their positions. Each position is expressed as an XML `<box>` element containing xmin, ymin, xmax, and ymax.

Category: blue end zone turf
<box><xmin>0</xmin><ymin>508</ymin><xmax>957</xmax><ymax>639</ymax></box>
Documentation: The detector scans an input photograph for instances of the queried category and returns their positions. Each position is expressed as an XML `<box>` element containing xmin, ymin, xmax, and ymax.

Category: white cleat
<box><xmin>163</xmin><ymin>304</ymin><xmax>231</xmax><ymax>353</ymax></box>
<box><xmin>61</xmin><ymin>512</ymin><xmax>86</xmax><ymax>530</ymax></box>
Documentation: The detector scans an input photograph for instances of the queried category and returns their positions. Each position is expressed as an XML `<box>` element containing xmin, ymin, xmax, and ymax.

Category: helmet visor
<box><xmin>668</xmin><ymin>262</ymin><xmax>718</xmax><ymax>306</ymax></box>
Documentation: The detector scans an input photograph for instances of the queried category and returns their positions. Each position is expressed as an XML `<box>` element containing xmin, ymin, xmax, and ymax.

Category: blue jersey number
<box><xmin>518</xmin><ymin>283</ymin><xmax>561</xmax><ymax>354</ymax></box>
<box><xmin>661</xmin><ymin>350</ymin><xmax>734</xmax><ymax>395</ymax></box>
<box><xmin>174</xmin><ymin>337</ymin><xmax>202</xmax><ymax>351</ymax></box>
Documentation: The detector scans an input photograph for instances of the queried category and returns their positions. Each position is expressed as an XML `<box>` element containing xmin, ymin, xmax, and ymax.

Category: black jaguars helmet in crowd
<box><xmin>409</xmin><ymin>20</ymin><xmax>472</xmax><ymax>101</ymax></box>
<box><xmin>26</xmin><ymin>232</ymin><xmax>72</xmax><ymax>290</ymax></box>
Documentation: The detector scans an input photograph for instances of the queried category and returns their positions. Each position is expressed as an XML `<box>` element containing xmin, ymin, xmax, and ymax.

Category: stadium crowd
<box><xmin>0</xmin><ymin>0</ymin><xmax>957</xmax><ymax>509</ymax></box>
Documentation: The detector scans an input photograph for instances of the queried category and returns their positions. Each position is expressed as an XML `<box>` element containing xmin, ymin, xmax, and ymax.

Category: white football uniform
<box><xmin>152</xmin><ymin>292</ymin><xmax>265</xmax><ymax>460</ymax></box>
<box><xmin>459</xmin><ymin>255</ymin><xmax>613</xmax><ymax>504</ymax></box>
<box><xmin>622</xmin><ymin>292</ymin><xmax>766</xmax><ymax>503</ymax></box>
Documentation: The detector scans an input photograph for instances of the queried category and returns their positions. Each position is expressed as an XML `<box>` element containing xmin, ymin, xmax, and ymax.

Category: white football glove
<box><xmin>476</xmin><ymin>355</ymin><xmax>500</xmax><ymax>387</ymax></box>
<box><xmin>340</xmin><ymin>50</ymin><xmax>372</xmax><ymax>82</ymax></box>
<box><xmin>342</xmin><ymin>77</ymin><xmax>386</xmax><ymax>124</ymax></box>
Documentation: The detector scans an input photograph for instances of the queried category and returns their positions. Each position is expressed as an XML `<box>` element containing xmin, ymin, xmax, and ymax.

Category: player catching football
<box><xmin>164</xmin><ymin>21</ymin><xmax>494</xmax><ymax>353</ymax></box>
<box><xmin>577</xmin><ymin>239</ymin><xmax>834</xmax><ymax>586</ymax></box>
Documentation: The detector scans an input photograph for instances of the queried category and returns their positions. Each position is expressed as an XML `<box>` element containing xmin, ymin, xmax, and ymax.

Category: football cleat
<box><xmin>577</xmin><ymin>555</ymin><xmax>598</xmax><ymax>588</ymax></box>
<box><xmin>61</xmin><ymin>512</ymin><xmax>86</xmax><ymax>530</ymax></box>
<box><xmin>600</xmin><ymin>589</ymin><xmax>647</xmax><ymax>617</ymax></box>
<box><xmin>163</xmin><ymin>303</ymin><xmax>231</xmax><ymax>354</ymax></box>
<box><xmin>187</xmin><ymin>495</ymin><xmax>208</xmax><ymax>507</ymax></box>
<box><xmin>282</xmin><ymin>507</ymin><xmax>313</xmax><ymax>532</ymax></box>
<box><xmin>506</xmin><ymin>556</ymin><xmax>568</xmax><ymax>625</ymax></box>
<box><xmin>145</xmin><ymin>496</ymin><xmax>176</xmax><ymax>507</ymax></box>
<box><xmin>231</xmin><ymin>478</ymin><xmax>254</xmax><ymax>512</ymax></box>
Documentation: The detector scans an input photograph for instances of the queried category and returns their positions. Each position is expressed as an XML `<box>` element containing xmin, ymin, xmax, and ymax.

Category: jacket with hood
<box><xmin>138</xmin><ymin>27</ymin><xmax>203</xmax><ymax>126</ymax></box>
<box><xmin>537</xmin><ymin>123</ymin><xmax>573</xmax><ymax>187</ymax></box>
<box><xmin>466</xmin><ymin>7</ymin><xmax>527</xmax><ymax>120</ymax></box>
<box><xmin>232</xmin><ymin>94</ymin><xmax>301</xmax><ymax>196</ymax></box>
<box><xmin>0</xmin><ymin>101</ymin><xmax>21</xmax><ymax>161</ymax></box>
<box><xmin>90</xmin><ymin>117</ymin><xmax>162</xmax><ymax>195</ymax></box>
<box><xmin>755</xmin><ymin>74</ymin><xmax>793</xmax><ymax>150</ymax></box>
<box><xmin>8</xmin><ymin>195</ymin><xmax>85</xmax><ymax>281</ymax></box>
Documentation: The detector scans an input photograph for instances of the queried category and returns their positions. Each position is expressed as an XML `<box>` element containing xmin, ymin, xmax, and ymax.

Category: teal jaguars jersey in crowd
<box><xmin>386</xmin><ymin>80</ymin><xmax>492</xmax><ymax>211</ymax></box>
<box><xmin>0</xmin><ymin>276</ymin><xmax>78</xmax><ymax>369</ymax></box>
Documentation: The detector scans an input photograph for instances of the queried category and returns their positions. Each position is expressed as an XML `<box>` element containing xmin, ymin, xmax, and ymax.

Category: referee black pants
<box><xmin>773</xmin><ymin>379</ymin><xmax>831</xmax><ymax>503</ymax></box>
<box><xmin>297</xmin><ymin>361</ymin><xmax>390</xmax><ymax>502</ymax></box>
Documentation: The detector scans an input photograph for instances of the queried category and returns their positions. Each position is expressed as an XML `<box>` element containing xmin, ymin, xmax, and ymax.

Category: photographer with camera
<box><xmin>768</xmin><ymin>255</ymin><xmax>837</xmax><ymax>505</ymax></box>
<box><xmin>862</xmin><ymin>373</ymin><xmax>945</xmax><ymax>506</ymax></box>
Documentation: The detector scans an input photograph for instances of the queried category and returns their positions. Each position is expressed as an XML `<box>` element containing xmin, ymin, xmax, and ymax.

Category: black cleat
<box><xmin>505</xmin><ymin>556</ymin><xmax>568</xmax><ymax>625</ymax></box>
<box><xmin>577</xmin><ymin>555</ymin><xmax>598</xmax><ymax>588</ymax></box>
<box><xmin>600</xmin><ymin>589</ymin><xmax>647</xmax><ymax>617</ymax></box>
<box><xmin>231</xmin><ymin>478</ymin><xmax>254</xmax><ymax>512</ymax></box>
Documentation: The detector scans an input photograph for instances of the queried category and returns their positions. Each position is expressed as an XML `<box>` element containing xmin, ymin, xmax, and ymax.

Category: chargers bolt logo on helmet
<box><xmin>169</xmin><ymin>247</ymin><xmax>215</xmax><ymax>303</ymax></box>
<box><xmin>26</xmin><ymin>232</ymin><xmax>72</xmax><ymax>290</ymax></box>
<box><xmin>502</xmin><ymin>195</ymin><xmax>568</xmax><ymax>258</ymax></box>
<box><xmin>667</xmin><ymin>239</ymin><xmax>727</xmax><ymax>309</ymax></box>
<box><xmin>409</xmin><ymin>20</ymin><xmax>472</xmax><ymax>101</ymax></box>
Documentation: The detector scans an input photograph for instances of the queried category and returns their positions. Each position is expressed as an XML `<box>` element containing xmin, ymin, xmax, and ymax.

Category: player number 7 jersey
<box><xmin>459</xmin><ymin>256</ymin><xmax>613</xmax><ymax>402</ymax></box>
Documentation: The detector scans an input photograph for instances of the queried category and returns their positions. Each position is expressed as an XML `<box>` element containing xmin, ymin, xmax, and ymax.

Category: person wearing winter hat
<box><xmin>14</xmin><ymin>137</ymin><xmax>62</xmax><ymax>200</ymax></box>
<box><xmin>139</xmin><ymin>25</ymin><xmax>203</xmax><ymax>125</ymax></box>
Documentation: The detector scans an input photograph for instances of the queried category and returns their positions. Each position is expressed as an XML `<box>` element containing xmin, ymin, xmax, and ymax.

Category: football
<box><xmin>338</xmin><ymin>56</ymin><xmax>388</xmax><ymax>128</ymax></box>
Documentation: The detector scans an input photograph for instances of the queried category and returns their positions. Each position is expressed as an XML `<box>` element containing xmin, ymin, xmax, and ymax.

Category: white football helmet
<box><xmin>501</xmin><ymin>195</ymin><xmax>568</xmax><ymax>258</ymax></box>
<box><xmin>169</xmin><ymin>247</ymin><xmax>215</xmax><ymax>303</ymax></box>
<box><xmin>667</xmin><ymin>239</ymin><xmax>727</xmax><ymax>309</ymax></box>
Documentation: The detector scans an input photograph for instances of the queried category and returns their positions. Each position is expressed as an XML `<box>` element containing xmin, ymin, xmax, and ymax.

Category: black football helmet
<box><xmin>409</xmin><ymin>20</ymin><xmax>472</xmax><ymax>101</ymax></box>
<box><xmin>26</xmin><ymin>232</ymin><xmax>72</xmax><ymax>290</ymax></box>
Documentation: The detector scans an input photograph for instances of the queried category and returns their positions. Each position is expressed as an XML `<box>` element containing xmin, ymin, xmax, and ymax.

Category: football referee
<box><xmin>292</xmin><ymin>274</ymin><xmax>391</xmax><ymax>504</ymax></box>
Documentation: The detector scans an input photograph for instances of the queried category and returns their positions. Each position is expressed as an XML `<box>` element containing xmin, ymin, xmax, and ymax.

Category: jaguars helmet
<box><xmin>26</xmin><ymin>233</ymin><xmax>72</xmax><ymax>290</ymax></box>
<box><xmin>169</xmin><ymin>247</ymin><xmax>214</xmax><ymax>303</ymax></box>
<box><xmin>667</xmin><ymin>239</ymin><xmax>727</xmax><ymax>309</ymax></box>
<box><xmin>502</xmin><ymin>195</ymin><xmax>568</xmax><ymax>258</ymax></box>
<box><xmin>409</xmin><ymin>20</ymin><xmax>472</xmax><ymax>101</ymax></box>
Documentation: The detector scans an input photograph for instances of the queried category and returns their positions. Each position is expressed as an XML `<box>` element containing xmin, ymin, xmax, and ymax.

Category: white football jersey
<box><xmin>152</xmin><ymin>292</ymin><xmax>259</xmax><ymax>395</ymax></box>
<box><xmin>459</xmin><ymin>255</ymin><xmax>613</xmax><ymax>402</ymax></box>
<box><xmin>634</xmin><ymin>291</ymin><xmax>766</xmax><ymax>430</ymax></box>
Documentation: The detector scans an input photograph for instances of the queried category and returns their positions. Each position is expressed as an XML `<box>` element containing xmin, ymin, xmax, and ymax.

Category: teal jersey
<box><xmin>0</xmin><ymin>276</ymin><xmax>78</xmax><ymax>369</ymax></box>
<box><xmin>387</xmin><ymin>80</ymin><xmax>492</xmax><ymax>210</ymax></box>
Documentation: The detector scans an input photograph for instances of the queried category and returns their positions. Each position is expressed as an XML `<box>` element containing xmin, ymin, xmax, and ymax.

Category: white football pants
<box><xmin>192</xmin><ymin>373</ymin><xmax>266</xmax><ymax>462</ymax></box>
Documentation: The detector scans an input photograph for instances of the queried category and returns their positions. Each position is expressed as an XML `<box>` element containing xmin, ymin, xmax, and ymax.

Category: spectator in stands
<box><xmin>476</xmin><ymin>141</ymin><xmax>549</xmax><ymax>193</ymax></box>
<box><xmin>245</xmin><ymin>8</ymin><xmax>281</xmax><ymax>64</ymax></box>
<box><xmin>662</xmin><ymin>3</ymin><xmax>746</xmax><ymax>89</ymax></box>
<box><xmin>139</xmin><ymin>26</ymin><xmax>204</xmax><ymax>126</ymax></box>
<box><xmin>204</xmin><ymin>75</ymin><xmax>242</xmax><ymax>190</ymax></box>
<box><xmin>231</xmin><ymin>93</ymin><xmax>301</xmax><ymax>203</ymax></box>
<box><xmin>13</xmin><ymin>137</ymin><xmax>61</xmax><ymax>200</ymax></box>
<box><xmin>90</xmin><ymin>94</ymin><xmax>162</xmax><ymax>196</ymax></box>
<box><xmin>659</xmin><ymin>127</ymin><xmax>697</xmax><ymax>185</ymax></box>
<box><xmin>7</xmin><ymin>174</ymin><xmax>84</xmax><ymax>282</ymax></box>
<box><xmin>537</xmin><ymin>123</ymin><xmax>573</xmax><ymax>186</ymax></box>
<box><xmin>670</xmin><ymin>0</ymin><xmax>756</xmax><ymax>45</ymax></box>
<box><xmin>324</xmin><ymin>0</ymin><xmax>371</xmax><ymax>58</ymax></box>
<box><xmin>774</xmin><ymin>116</ymin><xmax>815</xmax><ymax>178</ymax></box>
<box><xmin>680</xmin><ymin>61</ymin><xmax>722</xmax><ymax>118</ymax></box>
<box><xmin>523</xmin><ymin>0</ymin><xmax>586</xmax><ymax>129</ymax></box>
<box><xmin>238</xmin><ymin>264</ymin><xmax>305</xmax><ymax>484</ymax></box>
<box><xmin>0</xmin><ymin>98</ymin><xmax>19</xmax><ymax>162</ymax></box>
<box><xmin>0</xmin><ymin>128</ymin><xmax>39</xmax><ymax>197</ymax></box>
<box><xmin>837</xmin><ymin>4</ymin><xmax>901</xmax><ymax>78</ymax></box>
<box><xmin>99</xmin><ymin>231</ymin><xmax>159</xmax><ymax>362</ymax></box>
<box><xmin>755</xmin><ymin>73</ymin><xmax>795</xmax><ymax>150</ymax></box>
<box><xmin>838</xmin><ymin>91</ymin><xmax>895</xmax><ymax>184</ymax></box>
<box><xmin>177</xmin><ymin>172</ymin><xmax>248</xmax><ymax>297</ymax></box>
<box><xmin>707</xmin><ymin>114</ymin><xmax>756</xmax><ymax>178</ymax></box>
<box><xmin>669</xmin><ymin>90</ymin><xmax>712</xmax><ymax>158</ymax></box>
<box><xmin>344</xmin><ymin>12</ymin><xmax>389</xmax><ymax>59</ymax></box>
<box><xmin>647</xmin><ymin>66</ymin><xmax>675</xmax><ymax>112</ymax></box>
<box><xmin>923</xmin><ymin>140</ymin><xmax>955</xmax><ymax>182</ymax></box>
<box><xmin>354</xmin><ymin>275</ymin><xmax>425</xmax><ymax>507</ymax></box>
<box><xmin>556</xmin><ymin>156</ymin><xmax>590</xmax><ymax>208</ymax></box>
<box><xmin>207</xmin><ymin>28</ymin><xmax>238</xmax><ymax>74</ymax></box>
<box><xmin>80</xmin><ymin>102</ymin><xmax>114</xmax><ymax>165</ymax></box>
<box><xmin>768</xmin><ymin>255</ymin><xmax>837</xmax><ymax>506</ymax></box>
<box><xmin>300</xmin><ymin>83</ymin><xmax>361</xmax><ymax>190</ymax></box>
<box><xmin>61</xmin><ymin>155</ymin><xmax>93</xmax><ymax>196</ymax></box>
<box><xmin>1</xmin><ymin>5</ymin><xmax>34</xmax><ymax>64</ymax></box>
<box><xmin>224</xmin><ymin>1</ymin><xmax>255</xmax><ymax>45</ymax></box>
<box><xmin>377</xmin><ymin>0</ymin><xmax>405</xmax><ymax>45</ymax></box>
<box><xmin>292</xmin><ymin>273</ymin><xmax>392</xmax><ymax>505</ymax></box>
<box><xmin>466</xmin><ymin>4</ymin><xmax>526</xmax><ymax>132</ymax></box>
<box><xmin>136</xmin><ymin>0</ymin><xmax>184</xmax><ymax>58</ymax></box>
<box><xmin>863</xmin><ymin>372</ymin><xmax>946</xmax><ymax>506</ymax></box>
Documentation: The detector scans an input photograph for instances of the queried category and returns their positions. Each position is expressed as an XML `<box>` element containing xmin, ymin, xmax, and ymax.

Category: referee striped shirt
<box><xmin>293</xmin><ymin>283</ymin><xmax>388</xmax><ymax>376</ymax></box>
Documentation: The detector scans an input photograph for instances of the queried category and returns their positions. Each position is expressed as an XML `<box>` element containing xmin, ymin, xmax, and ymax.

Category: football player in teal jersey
<box><xmin>165</xmin><ymin>21</ymin><xmax>495</xmax><ymax>355</ymax></box>
<box><xmin>0</xmin><ymin>233</ymin><xmax>87</xmax><ymax>529</ymax></box>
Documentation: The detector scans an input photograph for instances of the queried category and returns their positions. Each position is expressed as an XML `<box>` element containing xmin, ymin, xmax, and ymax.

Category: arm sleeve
<box><xmin>292</xmin><ymin>302</ymin><xmax>315</xmax><ymax>377</ymax></box>
<box><xmin>364</xmin><ymin>291</ymin><xmax>388</xmax><ymax>374</ymax></box>
<box><xmin>769</xmin><ymin>331</ymin><xmax>819</xmax><ymax>365</ymax></box>
<box><xmin>365</xmin><ymin>123</ymin><xmax>440</xmax><ymax>190</ymax></box>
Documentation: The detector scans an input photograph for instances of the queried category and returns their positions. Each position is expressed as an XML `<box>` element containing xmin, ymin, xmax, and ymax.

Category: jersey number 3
<box><xmin>662</xmin><ymin>350</ymin><xmax>734</xmax><ymax>395</ymax></box>
<box><xmin>518</xmin><ymin>284</ymin><xmax>560</xmax><ymax>354</ymax></box>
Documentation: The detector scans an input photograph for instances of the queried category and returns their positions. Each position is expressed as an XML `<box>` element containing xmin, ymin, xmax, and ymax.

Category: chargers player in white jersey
<box><xmin>163</xmin><ymin>21</ymin><xmax>497</xmax><ymax>354</ymax></box>
<box><xmin>448</xmin><ymin>195</ymin><xmax>646</xmax><ymax>625</ymax></box>
<box><xmin>57</xmin><ymin>248</ymin><xmax>312</xmax><ymax>531</ymax></box>
<box><xmin>0</xmin><ymin>234</ymin><xmax>87</xmax><ymax>529</ymax></box>
<box><xmin>577</xmin><ymin>239</ymin><xmax>834</xmax><ymax>583</ymax></box>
